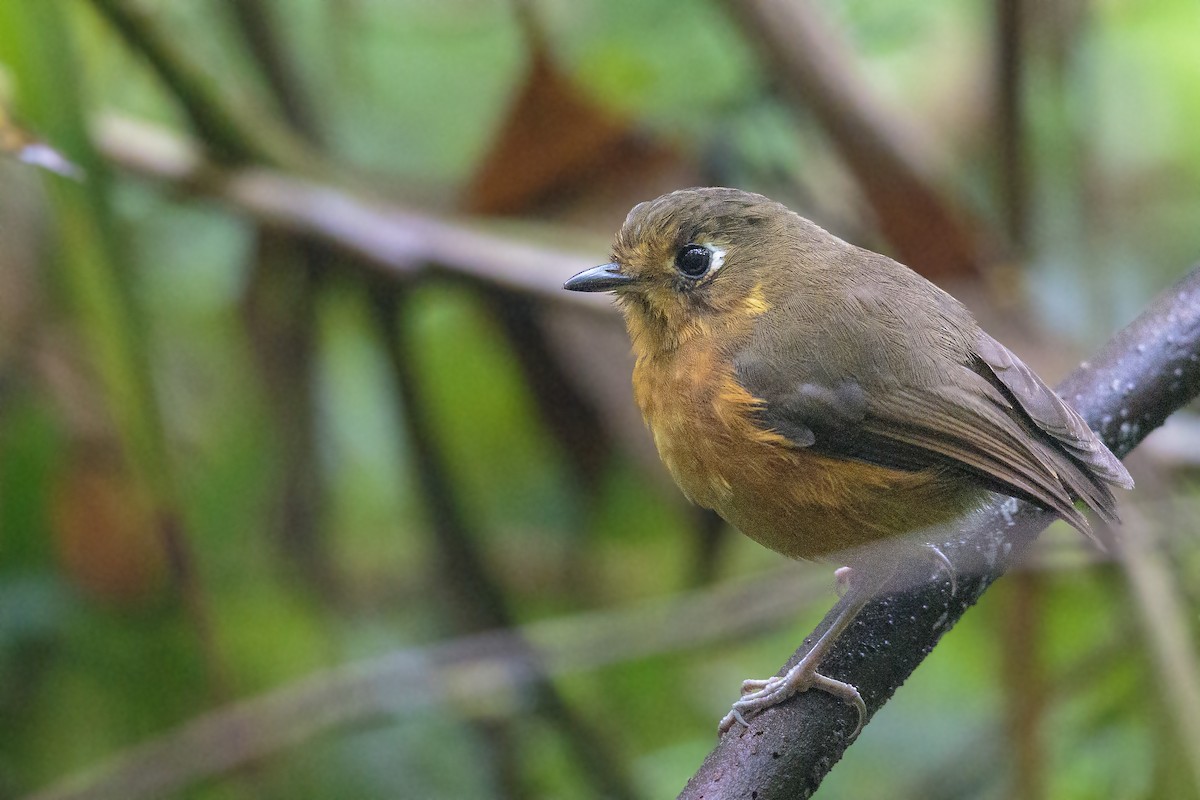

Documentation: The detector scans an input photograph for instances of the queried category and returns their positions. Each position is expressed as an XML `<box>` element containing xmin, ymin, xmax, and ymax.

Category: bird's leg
<box><xmin>835</xmin><ymin>543</ymin><xmax>953</xmax><ymax>599</ymax></box>
<box><xmin>922</xmin><ymin>543</ymin><xmax>957</xmax><ymax>596</ymax></box>
<box><xmin>718</xmin><ymin>572</ymin><xmax>880</xmax><ymax>737</ymax></box>
<box><xmin>833</xmin><ymin>565</ymin><xmax>854</xmax><ymax>597</ymax></box>
<box><xmin>717</xmin><ymin>544</ymin><xmax>954</xmax><ymax>737</ymax></box>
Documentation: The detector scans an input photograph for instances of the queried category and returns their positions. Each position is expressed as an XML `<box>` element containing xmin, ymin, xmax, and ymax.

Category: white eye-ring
<box><xmin>707</xmin><ymin>244</ymin><xmax>726</xmax><ymax>273</ymax></box>
<box><xmin>674</xmin><ymin>242</ymin><xmax>726</xmax><ymax>279</ymax></box>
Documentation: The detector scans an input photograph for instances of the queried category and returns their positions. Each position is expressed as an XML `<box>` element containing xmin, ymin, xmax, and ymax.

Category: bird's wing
<box><xmin>736</xmin><ymin>332</ymin><xmax>1130</xmax><ymax>534</ymax></box>
<box><xmin>972</xmin><ymin>331</ymin><xmax>1133</xmax><ymax>490</ymax></box>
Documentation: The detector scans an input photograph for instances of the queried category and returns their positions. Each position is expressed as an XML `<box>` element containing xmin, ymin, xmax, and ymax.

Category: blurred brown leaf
<box><xmin>52</xmin><ymin>445</ymin><xmax>167</xmax><ymax>607</ymax></box>
<box><xmin>462</xmin><ymin>43</ymin><xmax>678</xmax><ymax>217</ymax></box>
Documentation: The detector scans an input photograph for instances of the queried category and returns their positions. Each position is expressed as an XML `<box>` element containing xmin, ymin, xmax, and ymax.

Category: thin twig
<box><xmin>1107</xmin><ymin>506</ymin><xmax>1200</xmax><ymax>792</ymax></box>
<box><xmin>369</xmin><ymin>285</ymin><xmax>532</xmax><ymax>798</ymax></box>
<box><xmin>86</xmin><ymin>0</ymin><xmax>306</xmax><ymax>167</ymax></box>
<box><xmin>369</xmin><ymin>286</ymin><xmax>640</xmax><ymax>800</ymax></box>
<box><xmin>680</xmin><ymin>264</ymin><xmax>1200</xmax><ymax>799</ymax></box>
<box><xmin>222</xmin><ymin>0</ymin><xmax>341</xmax><ymax>599</ymax></box>
<box><xmin>1001</xmin><ymin>569</ymin><xmax>1046</xmax><ymax>800</ymax></box>
<box><xmin>21</xmin><ymin>562</ymin><xmax>825</xmax><ymax>800</ymax></box>
<box><xmin>94</xmin><ymin>115</ymin><xmax>610</xmax><ymax>312</ymax></box>
<box><xmin>239</xmin><ymin>235</ymin><xmax>341</xmax><ymax>599</ymax></box>
<box><xmin>996</xmin><ymin>0</ymin><xmax>1029</xmax><ymax>250</ymax></box>
<box><xmin>224</xmin><ymin>0</ymin><xmax>324</xmax><ymax>144</ymax></box>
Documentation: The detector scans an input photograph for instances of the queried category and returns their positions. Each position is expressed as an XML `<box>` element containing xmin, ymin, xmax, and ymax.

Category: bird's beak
<box><xmin>563</xmin><ymin>263</ymin><xmax>633</xmax><ymax>293</ymax></box>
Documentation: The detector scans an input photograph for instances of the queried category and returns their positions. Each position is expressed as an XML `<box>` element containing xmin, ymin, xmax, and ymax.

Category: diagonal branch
<box><xmin>23</xmin><ymin>563</ymin><xmax>827</xmax><ymax>800</ymax></box>
<box><xmin>224</xmin><ymin>0</ymin><xmax>339</xmax><ymax>599</ymax></box>
<box><xmin>369</xmin><ymin>285</ymin><xmax>640</xmax><ymax>800</ymax></box>
<box><xmin>85</xmin><ymin>0</ymin><xmax>306</xmax><ymax>166</ymax></box>
<box><xmin>719</xmin><ymin>0</ymin><xmax>992</xmax><ymax>278</ymax></box>
<box><xmin>93</xmin><ymin>115</ymin><xmax>609</xmax><ymax>312</ymax></box>
<box><xmin>224</xmin><ymin>0</ymin><xmax>325</xmax><ymax>144</ymax></box>
<box><xmin>679</xmin><ymin>265</ymin><xmax>1200</xmax><ymax>798</ymax></box>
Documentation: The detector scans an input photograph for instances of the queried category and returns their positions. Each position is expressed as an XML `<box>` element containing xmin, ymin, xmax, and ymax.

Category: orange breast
<box><xmin>633</xmin><ymin>341</ymin><xmax>979</xmax><ymax>562</ymax></box>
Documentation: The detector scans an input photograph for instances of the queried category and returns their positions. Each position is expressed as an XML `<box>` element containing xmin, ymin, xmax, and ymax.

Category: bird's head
<box><xmin>564</xmin><ymin>187</ymin><xmax>804</xmax><ymax>353</ymax></box>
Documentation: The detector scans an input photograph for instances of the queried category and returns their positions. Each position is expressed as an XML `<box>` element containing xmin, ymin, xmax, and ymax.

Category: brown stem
<box><xmin>156</xmin><ymin>511</ymin><xmax>233</xmax><ymax>701</ymax></box>
<box><xmin>996</xmin><ymin>0</ymin><xmax>1029</xmax><ymax>250</ymax></box>
<box><xmin>224</xmin><ymin>0</ymin><xmax>324</xmax><ymax>144</ymax></box>
<box><xmin>85</xmin><ymin>0</ymin><xmax>299</xmax><ymax>166</ymax></box>
<box><xmin>220</xmin><ymin>0</ymin><xmax>341</xmax><ymax>600</ymax></box>
<box><xmin>368</xmin><ymin>284</ymin><xmax>640</xmax><ymax>800</ymax></box>
<box><xmin>689</xmin><ymin>507</ymin><xmax>730</xmax><ymax>587</ymax></box>
<box><xmin>1002</xmin><ymin>569</ymin><xmax>1045</xmax><ymax>800</ymax></box>
<box><xmin>239</xmin><ymin>236</ymin><xmax>341</xmax><ymax>600</ymax></box>
<box><xmin>95</xmin><ymin>115</ymin><xmax>610</xmax><ymax>312</ymax></box>
<box><xmin>484</xmin><ymin>291</ymin><xmax>612</xmax><ymax>489</ymax></box>
<box><xmin>719</xmin><ymin>0</ymin><xmax>992</xmax><ymax>278</ymax></box>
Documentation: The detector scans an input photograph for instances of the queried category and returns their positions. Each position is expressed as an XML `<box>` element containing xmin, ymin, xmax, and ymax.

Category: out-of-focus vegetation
<box><xmin>1</xmin><ymin>1</ymin><xmax>1199</xmax><ymax>798</ymax></box>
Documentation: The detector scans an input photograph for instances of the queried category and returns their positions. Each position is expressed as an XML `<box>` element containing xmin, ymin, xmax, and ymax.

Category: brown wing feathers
<box><xmin>740</xmin><ymin>333</ymin><xmax>1132</xmax><ymax>536</ymax></box>
<box><xmin>972</xmin><ymin>332</ymin><xmax>1134</xmax><ymax>491</ymax></box>
<box><xmin>862</xmin><ymin>381</ymin><xmax>1096</xmax><ymax>534</ymax></box>
<box><xmin>863</xmin><ymin>335</ymin><xmax>1131</xmax><ymax>535</ymax></box>
<box><xmin>968</xmin><ymin>332</ymin><xmax>1132</xmax><ymax>525</ymax></box>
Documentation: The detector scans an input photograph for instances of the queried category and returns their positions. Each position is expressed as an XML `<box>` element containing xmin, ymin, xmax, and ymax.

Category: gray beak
<box><xmin>563</xmin><ymin>263</ymin><xmax>633</xmax><ymax>293</ymax></box>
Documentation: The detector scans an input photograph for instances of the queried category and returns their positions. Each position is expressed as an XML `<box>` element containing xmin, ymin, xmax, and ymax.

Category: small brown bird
<box><xmin>565</xmin><ymin>187</ymin><xmax>1132</xmax><ymax>735</ymax></box>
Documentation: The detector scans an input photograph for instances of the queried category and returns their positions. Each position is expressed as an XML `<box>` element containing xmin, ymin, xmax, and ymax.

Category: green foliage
<box><xmin>1</xmin><ymin>1</ymin><xmax>1198</xmax><ymax>798</ymax></box>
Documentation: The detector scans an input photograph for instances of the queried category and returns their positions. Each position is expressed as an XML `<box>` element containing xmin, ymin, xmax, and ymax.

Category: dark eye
<box><xmin>674</xmin><ymin>243</ymin><xmax>711</xmax><ymax>278</ymax></box>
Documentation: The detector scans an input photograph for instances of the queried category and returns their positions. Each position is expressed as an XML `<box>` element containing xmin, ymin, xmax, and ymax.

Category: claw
<box><xmin>717</xmin><ymin>563</ymin><xmax>882</xmax><ymax>738</ymax></box>
<box><xmin>718</xmin><ymin>705</ymin><xmax>751</xmax><ymax>732</ymax></box>
<box><xmin>718</xmin><ymin>664</ymin><xmax>866</xmax><ymax>737</ymax></box>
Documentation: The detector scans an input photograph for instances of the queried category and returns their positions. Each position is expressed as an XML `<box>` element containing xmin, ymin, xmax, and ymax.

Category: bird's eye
<box><xmin>674</xmin><ymin>243</ymin><xmax>712</xmax><ymax>278</ymax></box>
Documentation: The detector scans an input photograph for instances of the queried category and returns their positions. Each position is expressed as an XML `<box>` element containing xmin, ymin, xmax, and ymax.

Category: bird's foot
<box><xmin>717</xmin><ymin>660</ymin><xmax>866</xmax><ymax>737</ymax></box>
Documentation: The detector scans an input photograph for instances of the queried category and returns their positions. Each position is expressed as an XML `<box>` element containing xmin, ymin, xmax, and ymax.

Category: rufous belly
<box><xmin>633</xmin><ymin>347</ymin><xmax>980</xmax><ymax>562</ymax></box>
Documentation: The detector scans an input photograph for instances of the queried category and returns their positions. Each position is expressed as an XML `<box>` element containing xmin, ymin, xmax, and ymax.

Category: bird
<box><xmin>563</xmin><ymin>187</ymin><xmax>1132</xmax><ymax>736</ymax></box>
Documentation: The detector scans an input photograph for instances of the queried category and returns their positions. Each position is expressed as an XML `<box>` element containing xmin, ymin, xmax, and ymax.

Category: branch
<box><xmin>85</xmin><ymin>0</ymin><xmax>306</xmax><ymax>167</ymax></box>
<box><xmin>718</xmin><ymin>0</ymin><xmax>991</xmax><ymax>278</ymax></box>
<box><xmin>995</xmin><ymin>0</ymin><xmax>1030</xmax><ymax>249</ymax></box>
<box><xmin>1110</xmin><ymin>505</ymin><xmax>1200</xmax><ymax>793</ymax></box>
<box><xmin>93</xmin><ymin>115</ymin><xmax>609</xmax><ymax>312</ymax></box>
<box><xmin>370</xmin><ymin>287</ymin><xmax>640</xmax><ymax>800</ymax></box>
<box><xmin>680</xmin><ymin>265</ymin><xmax>1200</xmax><ymax>798</ymax></box>
<box><xmin>224</xmin><ymin>0</ymin><xmax>324</xmax><ymax>144</ymax></box>
<box><xmin>23</xmin><ymin>564</ymin><xmax>828</xmax><ymax>800</ymax></box>
<box><xmin>222</xmin><ymin>0</ymin><xmax>339</xmax><ymax>598</ymax></box>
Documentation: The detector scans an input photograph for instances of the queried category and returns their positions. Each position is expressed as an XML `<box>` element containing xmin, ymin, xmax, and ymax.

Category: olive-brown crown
<box><xmin>608</xmin><ymin>187</ymin><xmax>816</xmax><ymax>351</ymax></box>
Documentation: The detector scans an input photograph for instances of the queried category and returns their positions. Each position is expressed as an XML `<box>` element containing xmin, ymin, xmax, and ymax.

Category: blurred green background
<box><xmin>1</xmin><ymin>0</ymin><xmax>1199</xmax><ymax>798</ymax></box>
